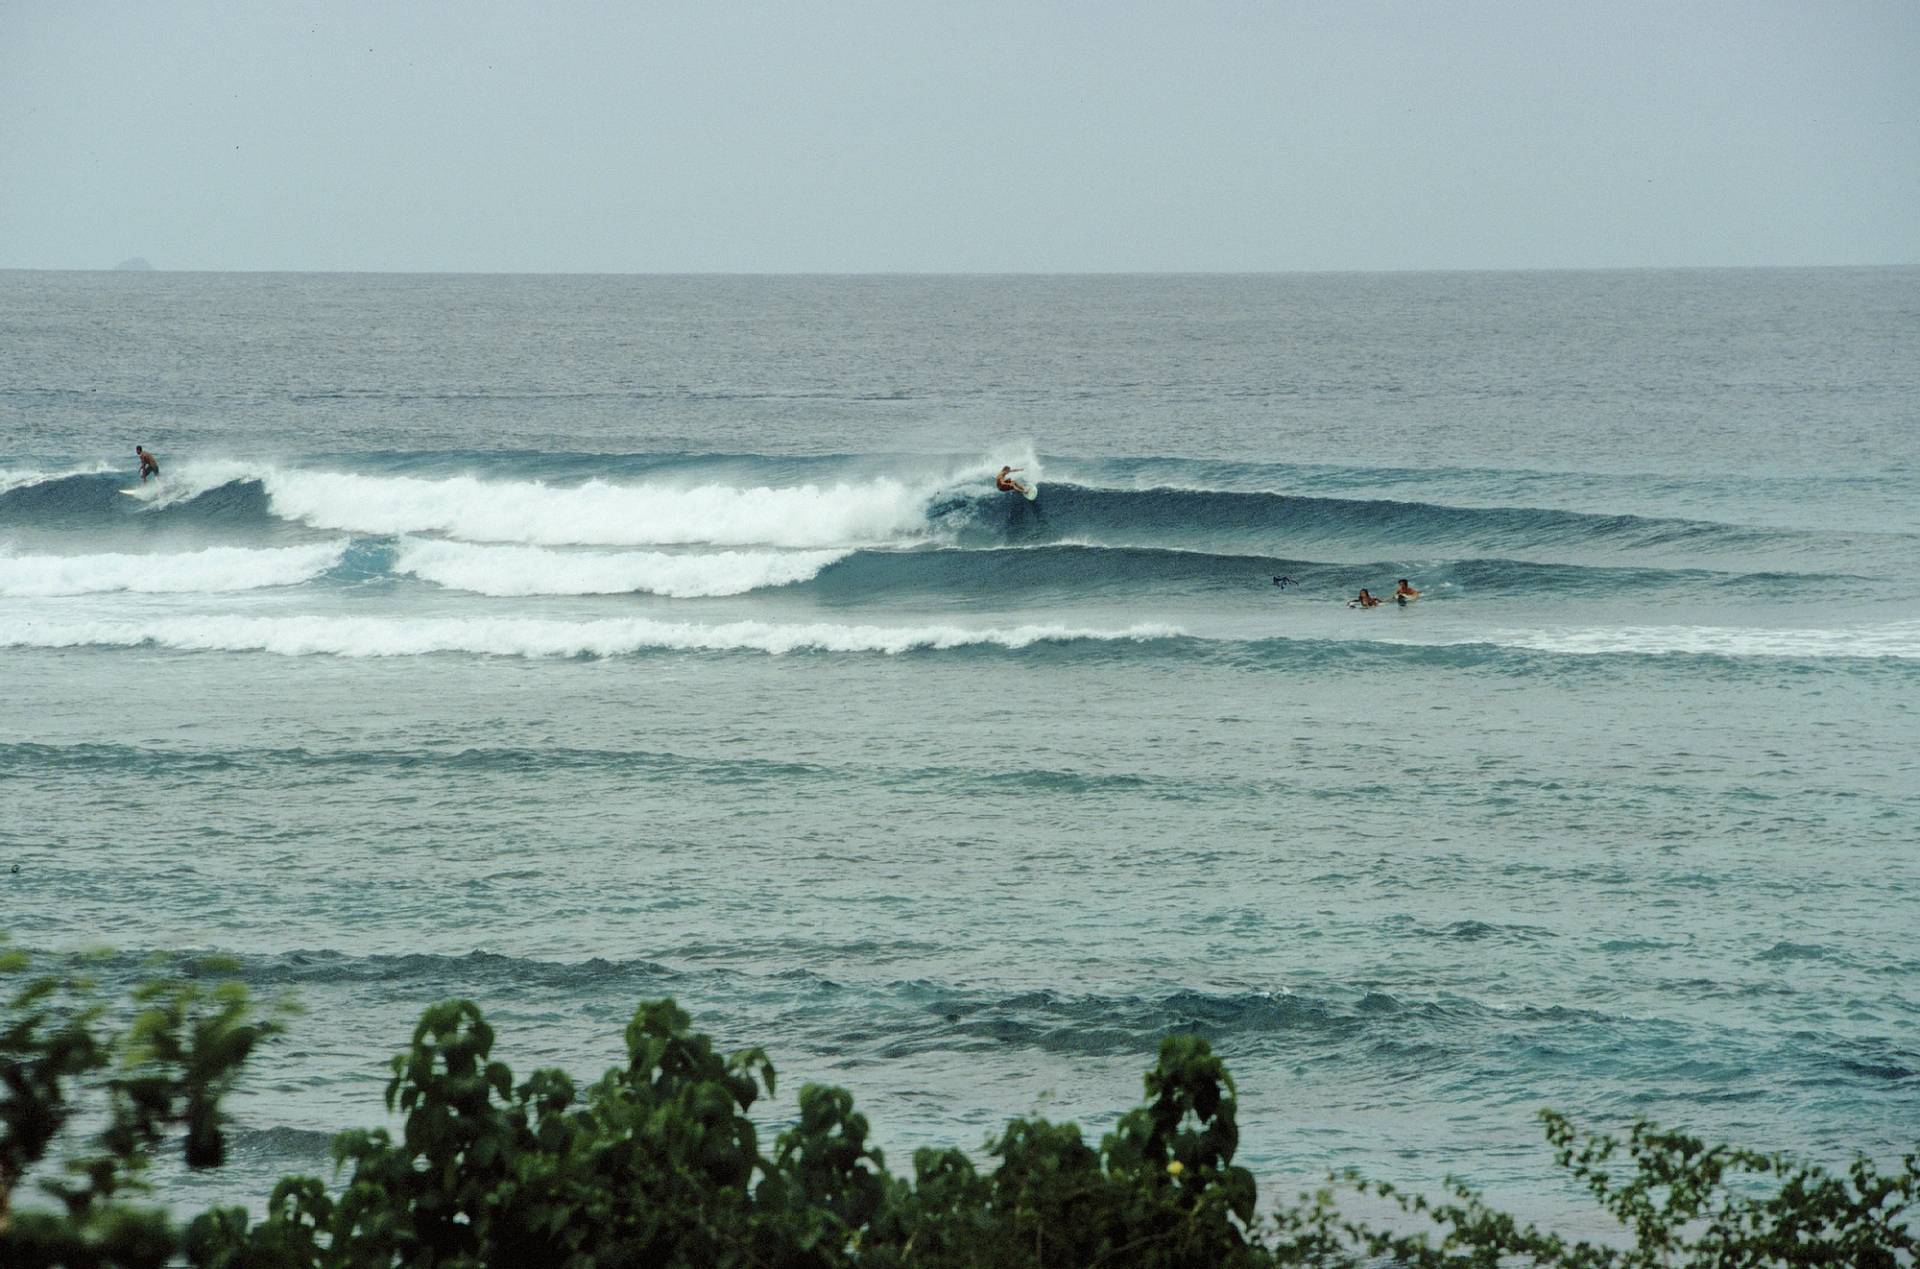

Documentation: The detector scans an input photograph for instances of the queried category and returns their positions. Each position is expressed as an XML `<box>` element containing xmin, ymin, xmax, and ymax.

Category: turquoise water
<box><xmin>2</xmin><ymin>269</ymin><xmax>1916</xmax><ymax>1222</ymax></box>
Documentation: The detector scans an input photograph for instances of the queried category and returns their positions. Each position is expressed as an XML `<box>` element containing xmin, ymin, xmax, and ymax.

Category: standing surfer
<box><xmin>994</xmin><ymin>465</ymin><xmax>1030</xmax><ymax>496</ymax></box>
<box><xmin>135</xmin><ymin>446</ymin><xmax>160</xmax><ymax>482</ymax></box>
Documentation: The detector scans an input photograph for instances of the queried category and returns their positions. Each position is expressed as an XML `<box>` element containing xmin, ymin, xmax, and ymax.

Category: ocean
<box><xmin>2</xmin><ymin>268</ymin><xmax>1916</xmax><ymax>1227</ymax></box>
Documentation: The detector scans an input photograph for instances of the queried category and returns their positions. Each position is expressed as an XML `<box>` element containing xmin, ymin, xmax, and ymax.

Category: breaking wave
<box><xmin>391</xmin><ymin>538</ymin><xmax>850</xmax><ymax>598</ymax></box>
<box><xmin>0</xmin><ymin>542</ymin><xmax>346</xmax><ymax>597</ymax></box>
<box><xmin>196</xmin><ymin>463</ymin><xmax>953</xmax><ymax>548</ymax></box>
<box><xmin>5</xmin><ymin>457</ymin><xmax>1906</xmax><ymax>572</ymax></box>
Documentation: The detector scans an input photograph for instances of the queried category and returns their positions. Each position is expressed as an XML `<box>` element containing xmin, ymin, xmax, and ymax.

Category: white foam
<box><xmin>0</xmin><ymin>614</ymin><xmax>1183</xmax><ymax>659</ymax></box>
<box><xmin>392</xmin><ymin>538</ymin><xmax>848</xmax><ymax>597</ymax></box>
<box><xmin>0</xmin><ymin>542</ymin><xmax>347</xmax><ymax>598</ymax></box>
<box><xmin>254</xmin><ymin>467</ymin><xmax>947</xmax><ymax>548</ymax></box>
<box><xmin>104</xmin><ymin>455</ymin><xmax>1057</xmax><ymax>546</ymax></box>
<box><xmin>1405</xmin><ymin>620</ymin><xmax>1920</xmax><ymax>661</ymax></box>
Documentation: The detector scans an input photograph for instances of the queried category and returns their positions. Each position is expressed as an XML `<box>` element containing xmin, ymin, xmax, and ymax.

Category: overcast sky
<box><xmin>2</xmin><ymin>0</ymin><xmax>1916</xmax><ymax>273</ymax></box>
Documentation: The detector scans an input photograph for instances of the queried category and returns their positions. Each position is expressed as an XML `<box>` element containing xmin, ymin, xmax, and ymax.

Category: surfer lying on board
<box><xmin>1395</xmin><ymin>578</ymin><xmax>1420</xmax><ymax>604</ymax></box>
<box><xmin>135</xmin><ymin>446</ymin><xmax>160</xmax><ymax>482</ymax></box>
<box><xmin>994</xmin><ymin>465</ymin><xmax>1030</xmax><ymax>496</ymax></box>
<box><xmin>1348</xmin><ymin>588</ymin><xmax>1381</xmax><ymax>608</ymax></box>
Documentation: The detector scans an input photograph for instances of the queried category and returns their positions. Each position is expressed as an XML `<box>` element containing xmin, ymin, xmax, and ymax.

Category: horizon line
<box><xmin>4</xmin><ymin>261</ymin><xmax>1917</xmax><ymax>279</ymax></box>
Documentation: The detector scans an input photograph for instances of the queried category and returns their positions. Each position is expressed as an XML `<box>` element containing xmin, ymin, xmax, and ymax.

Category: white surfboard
<box><xmin>1023</xmin><ymin>480</ymin><xmax>1038</xmax><ymax>502</ymax></box>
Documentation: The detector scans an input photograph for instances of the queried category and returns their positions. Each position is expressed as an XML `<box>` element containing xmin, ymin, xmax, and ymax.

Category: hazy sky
<box><xmin>3</xmin><ymin>0</ymin><xmax>1916</xmax><ymax>272</ymax></box>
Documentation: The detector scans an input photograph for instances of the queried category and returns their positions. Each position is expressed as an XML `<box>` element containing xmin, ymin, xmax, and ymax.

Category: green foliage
<box><xmin>860</xmin><ymin>1034</ymin><xmax>1263</xmax><ymax>1268</ymax></box>
<box><xmin>0</xmin><ymin>941</ymin><xmax>286</xmax><ymax>1268</ymax></box>
<box><xmin>1286</xmin><ymin>1110</ymin><xmax>1920</xmax><ymax>1269</ymax></box>
<box><xmin>4</xmin><ymin>944</ymin><xmax>1915</xmax><ymax>1268</ymax></box>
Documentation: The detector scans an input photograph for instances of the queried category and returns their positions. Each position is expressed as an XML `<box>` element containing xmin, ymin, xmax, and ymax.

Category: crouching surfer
<box><xmin>135</xmin><ymin>445</ymin><xmax>160</xmax><ymax>482</ymax></box>
<box><xmin>994</xmin><ymin>465</ymin><xmax>1030</xmax><ymax>496</ymax></box>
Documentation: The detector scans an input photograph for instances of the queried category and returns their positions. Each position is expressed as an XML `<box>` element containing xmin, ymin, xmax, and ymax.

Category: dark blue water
<box><xmin>2</xmin><ymin>268</ymin><xmax>1916</xmax><ymax>1227</ymax></box>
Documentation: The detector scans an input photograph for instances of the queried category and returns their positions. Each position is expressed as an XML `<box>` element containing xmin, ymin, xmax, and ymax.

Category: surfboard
<box><xmin>1022</xmin><ymin>480</ymin><xmax>1039</xmax><ymax>502</ymax></box>
<box><xmin>118</xmin><ymin>488</ymin><xmax>146</xmax><ymax>498</ymax></box>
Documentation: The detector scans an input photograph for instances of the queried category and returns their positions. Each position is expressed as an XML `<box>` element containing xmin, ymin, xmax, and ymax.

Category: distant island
<box><xmin>113</xmin><ymin>257</ymin><xmax>155</xmax><ymax>271</ymax></box>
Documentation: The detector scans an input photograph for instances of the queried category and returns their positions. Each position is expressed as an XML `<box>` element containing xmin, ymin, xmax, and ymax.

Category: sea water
<box><xmin>1</xmin><ymin>269</ymin><xmax>1915</xmax><ymax>1226</ymax></box>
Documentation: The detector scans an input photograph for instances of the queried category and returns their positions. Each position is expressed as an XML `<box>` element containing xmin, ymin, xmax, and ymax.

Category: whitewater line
<box><xmin>0</xmin><ymin>542</ymin><xmax>348</xmax><ymax>597</ymax></box>
<box><xmin>0</xmin><ymin>614</ymin><xmax>1187</xmax><ymax>659</ymax></box>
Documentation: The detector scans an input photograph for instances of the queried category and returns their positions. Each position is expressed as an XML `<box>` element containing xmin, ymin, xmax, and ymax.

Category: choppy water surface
<box><xmin>2</xmin><ymin>269</ymin><xmax>1916</xmax><ymax>1222</ymax></box>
